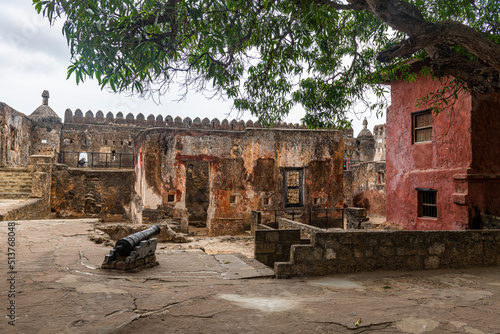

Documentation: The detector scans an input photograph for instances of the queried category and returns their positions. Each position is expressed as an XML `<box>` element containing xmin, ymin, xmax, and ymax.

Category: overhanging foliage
<box><xmin>33</xmin><ymin>0</ymin><xmax>500</xmax><ymax>127</ymax></box>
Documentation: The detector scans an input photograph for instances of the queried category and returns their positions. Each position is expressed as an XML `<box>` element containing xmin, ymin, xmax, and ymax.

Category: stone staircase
<box><xmin>0</xmin><ymin>168</ymin><xmax>33</xmax><ymax>199</ymax></box>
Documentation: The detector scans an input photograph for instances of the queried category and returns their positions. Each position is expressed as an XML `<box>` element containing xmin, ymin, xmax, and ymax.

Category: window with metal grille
<box><xmin>417</xmin><ymin>188</ymin><xmax>437</xmax><ymax>218</ymax></box>
<box><xmin>285</xmin><ymin>169</ymin><xmax>303</xmax><ymax>207</ymax></box>
<box><xmin>412</xmin><ymin>109</ymin><xmax>432</xmax><ymax>143</ymax></box>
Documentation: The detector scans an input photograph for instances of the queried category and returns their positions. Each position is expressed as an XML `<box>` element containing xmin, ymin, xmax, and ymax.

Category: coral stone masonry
<box><xmin>134</xmin><ymin>126</ymin><xmax>344</xmax><ymax>235</ymax></box>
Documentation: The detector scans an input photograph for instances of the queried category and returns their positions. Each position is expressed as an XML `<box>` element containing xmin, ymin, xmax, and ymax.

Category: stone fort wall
<box><xmin>0</xmin><ymin>102</ymin><xmax>32</xmax><ymax>167</ymax></box>
<box><xmin>63</xmin><ymin>108</ymin><xmax>308</xmax><ymax>130</ymax></box>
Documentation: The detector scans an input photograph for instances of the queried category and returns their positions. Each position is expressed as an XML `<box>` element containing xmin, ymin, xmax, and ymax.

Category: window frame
<box><xmin>416</xmin><ymin>188</ymin><xmax>437</xmax><ymax>218</ymax></box>
<box><xmin>284</xmin><ymin>168</ymin><xmax>304</xmax><ymax>208</ymax></box>
<box><xmin>412</xmin><ymin>109</ymin><xmax>433</xmax><ymax>144</ymax></box>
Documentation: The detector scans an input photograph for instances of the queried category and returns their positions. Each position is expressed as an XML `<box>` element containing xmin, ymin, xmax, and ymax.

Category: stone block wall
<box><xmin>51</xmin><ymin>164</ymin><xmax>134</xmax><ymax>221</ymax></box>
<box><xmin>30</xmin><ymin>155</ymin><xmax>53</xmax><ymax>199</ymax></box>
<box><xmin>250</xmin><ymin>210</ymin><xmax>261</xmax><ymax>235</ymax></box>
<box><xmin>345</xmin><ymin>207</ymin><xmax>369</xmax><ymax>229</ymax></box>
<box><xmin>275</xmin><ymin>230</ymin><xmax>500</xmax><ymax>278</ymax></box>
<box><xmin>278</xmin><ymin>218</ymin><xmax>332</xmax><ymax>238</ymax></box>
<box><xmin>482</xmin><ymin>214</ymin><xmax>500</xmax><ymax>229</ymax></box>
<box><xmin>254</xmin><ymin>229</ymin><xmax>302</xmax><ymax>267</ymax></box>
<box><xmin>0</xmin><ymin>198</ymin><xmax>50</xmax><ymax>221</ymax></box>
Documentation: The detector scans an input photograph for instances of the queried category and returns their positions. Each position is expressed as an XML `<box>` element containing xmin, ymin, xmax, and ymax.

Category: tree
<box><xmin>33</xmin><ymin>0</ymin><xmax>500</xmax><ymax>127</ymax></box>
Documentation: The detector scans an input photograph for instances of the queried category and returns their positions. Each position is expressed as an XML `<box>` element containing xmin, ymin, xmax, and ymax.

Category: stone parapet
<box><xmin>278</xmin><ymin>218</ymin><xmax>331</xmax><ymax>239</ymax></box>
<box><xmin>0</xmin><ymin>198</ymin><xmax>50</xmax><ymax>221</ymax></box>
<box><xmin>63</xmin><ymin>110</ymin><xmax>308</xmax><ymax>130</ymax></box>
<box><xmin>250</xmin><ymin>210</ymin><xmax>262</xmax><ymax>235</ymax></box>
<box><xmin>345</xmin><ymin>207</ymin><xmax>369</xmax><ymax>229</ymax></box>
<box><xmin>275</xmin><ymin>230</ymin><xmax>500</xmax><ymax>278</ymax></box>
<box><xmin>254</xmin><ymin>229</ymin><xmax>302</xmax><ymax>268</ymax></box>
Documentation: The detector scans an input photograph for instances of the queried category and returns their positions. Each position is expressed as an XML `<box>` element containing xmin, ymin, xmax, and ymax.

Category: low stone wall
<box><xmin>51</xmin><ymin>164</ymin><xmax>134</xmax><ymax>221</ymax></box>
<box><xmin>0</xmin><ymin>198</ymin><xmax>50</xmax><ymax>221</ymax></box>
<box><xmin>482</xmin><ymin>214</ymin><xmax>500</xmax><ymax>229</ymax></box>
<box><xmin>278</xmin><ymin>218</ymin><xmax>332</xmax><ymax>238</ymax></box>
<box><xmin>254</xmin><ymin>229</ymin><xmax>302</xmax><ymax>267</ymax></box>
<box><xmin>250</xmin><ymin>210</ymin><xmax>261</xmax><ymax>235</ymax></box>
<box><xmin>345</xmin><ymin>207</ymin><xmax>369</xmax><ymax>229</ymax></box>
<box><xmin>275</xmin><ymin>230</ymin><xmax>500</xmax><ymax>278</ymax></box>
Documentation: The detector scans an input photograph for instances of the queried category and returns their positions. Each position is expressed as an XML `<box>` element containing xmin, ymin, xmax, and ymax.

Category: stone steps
<box><xmin>0</xmin><ymin>185</ymin><xmax>32</xmax><ymax>191</ymax></box>
<box><xmin>0</xmin><ymin>192</ymin><xmax>32</xmax><ymax>199</ymax></box>
<box><xmin>0</xmin><ymin>168</ymin><xmax>33</xmax><ymax>197</ymax></box>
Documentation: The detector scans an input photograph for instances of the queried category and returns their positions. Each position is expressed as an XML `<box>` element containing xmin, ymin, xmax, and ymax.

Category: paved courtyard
<box><xmin>1</xmin><ymin>219</ymin><xmax>499</xmax><ymax>333</ymax></box>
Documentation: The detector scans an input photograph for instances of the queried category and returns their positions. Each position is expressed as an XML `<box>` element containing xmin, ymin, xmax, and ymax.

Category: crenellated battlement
<box><xmin>373</xmin><ymin>124</ymin><xmax>386</xmax><ymax>137</ymax></box>
<box><xmin>64</xmin><ymin>109</ymin><xmax>308</xmax><ymax>130</ymax></box>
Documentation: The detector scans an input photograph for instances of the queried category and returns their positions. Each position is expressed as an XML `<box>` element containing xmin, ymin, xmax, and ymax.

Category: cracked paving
<box><xmin>1</xmin><ymin>219</ymin><xmax>499</xmax><ymax>334</ymax></box>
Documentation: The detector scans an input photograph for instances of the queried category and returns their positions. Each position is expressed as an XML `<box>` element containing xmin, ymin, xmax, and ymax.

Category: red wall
<box><xmin>468</xmin><ymin>92</ymin><xmax>500</xmax><ymax>222</ymax></box>
<box><xmin>386</xmin><ymin>71</ymin><xmax>473</xmax><ymax>230</ymax></box>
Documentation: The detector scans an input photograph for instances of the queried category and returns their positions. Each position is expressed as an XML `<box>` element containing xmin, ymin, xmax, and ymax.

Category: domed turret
<box><xmin>29</xmin><ymin>90</ymin><xmax>62</xmax><ymax>157</ymax></box>
<box><xmin>357</xmin><ymin>118</ymin><xmax>373</xmax><ymax>138</ymax></box>
<box><xmin>29</xmin><ymin>90</ymin><xmax>61</xmax><ymax>124</ymax></box>
<box><xmin>355</xmin><ymin>118</ymin><xmax>375</xmax><ymax>162</ymax></box>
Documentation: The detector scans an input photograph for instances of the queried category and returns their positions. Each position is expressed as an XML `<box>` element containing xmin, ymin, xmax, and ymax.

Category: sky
<box><xmin>0</xmin><ymin>0</ymin><xmax>386</xmax><ymax>136</ymax></box>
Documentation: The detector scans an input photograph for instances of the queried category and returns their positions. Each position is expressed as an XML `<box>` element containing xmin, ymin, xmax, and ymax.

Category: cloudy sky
<box><xmin>0</xmin><ymin>0</ymin><xmax>385</xmax><ymax>135</ymax></box>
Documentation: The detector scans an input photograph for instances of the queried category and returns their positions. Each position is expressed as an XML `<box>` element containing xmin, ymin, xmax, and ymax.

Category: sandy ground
<box><xmin>1</xmin><ymin>219</ymin><xmax>499</xmax><ymax>334</ymax></box>
<box><xmin>160</xmin><ymin>235</ymin><xmax>255</xmax><ymax>259</ymax></box>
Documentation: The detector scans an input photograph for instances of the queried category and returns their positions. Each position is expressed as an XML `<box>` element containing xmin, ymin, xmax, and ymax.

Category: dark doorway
<box><xmin>185</xmin><ymin>161</ymin><xmax>210</xmax><ymax>227</ymax></box>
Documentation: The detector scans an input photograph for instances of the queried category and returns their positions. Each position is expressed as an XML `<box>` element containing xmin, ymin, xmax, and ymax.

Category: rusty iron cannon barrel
<box><xmin>114</xmin><ymin>225</ymin><xmax>161</xmax><ymax>257</ymax></box>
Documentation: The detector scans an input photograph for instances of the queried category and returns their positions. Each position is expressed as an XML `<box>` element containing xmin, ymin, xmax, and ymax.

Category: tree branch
<box><xmin>377</xmin><ymin>21</ymin><xmax>500</xmax><ymax>75</ymax></box>
<box><xmin>314</xmin><ymin>0</ymin><xmax>369</xmax><ymax>11</ymax></box>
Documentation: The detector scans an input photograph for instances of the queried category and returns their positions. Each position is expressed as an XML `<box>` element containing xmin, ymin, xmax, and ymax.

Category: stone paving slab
<box><xmin>215</xmin><ymin>254</ymin><xmax>274</xmax><ymax>279</ymax></box>
<box><xmin>0</xmin><ymin>219</ymin><xmax>499</xmax><ymax>334</ymax></box>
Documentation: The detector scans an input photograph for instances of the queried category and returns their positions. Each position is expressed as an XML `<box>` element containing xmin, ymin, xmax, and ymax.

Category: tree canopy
<box><xmin>33</xmin><ymin>0</ymin><xmax>500</xmax><ymax>127</ymax></box>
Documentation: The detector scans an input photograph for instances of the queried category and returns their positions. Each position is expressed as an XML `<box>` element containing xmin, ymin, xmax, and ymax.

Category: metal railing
<box><xmin>58</xmin><ymin>151</ymin><xmax>134</xmax><ymax>169</ymax></box>
<box><xmin>259</xmin><ymin>207</ymin><xmax>345</xmax><ymax>230</ymax></box>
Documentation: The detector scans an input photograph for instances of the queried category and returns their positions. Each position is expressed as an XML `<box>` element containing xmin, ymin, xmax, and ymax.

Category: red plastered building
<box><xmin>386</xmin><ymin>62</ymin><xmax>500</xmax><ymax>230</ymax></box>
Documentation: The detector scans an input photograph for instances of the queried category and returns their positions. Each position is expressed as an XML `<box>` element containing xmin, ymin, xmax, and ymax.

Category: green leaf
<box><xmin>33</xmin><ymin>0</ymin><xmax>500</xmax><ymax>129</ymax></box>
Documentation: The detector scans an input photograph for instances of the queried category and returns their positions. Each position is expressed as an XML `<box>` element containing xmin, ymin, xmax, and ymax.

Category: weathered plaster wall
<box><xmin>355</xmin><ymin>135</ymin><xmax>375</xmax><ymax>163</ymax></box>
<box><xmin>0</xmin><ymin>102</ymin><xmax>32</xmax><ymax>167</ymax></box>
<box><xmin>58</xmin><ymin>110</ymin><xmax>153</xmax><ymax>168</ymax></box>
<box><xmin>373</xmin><ymin>124</ymin><xmax>386</xmax><ymax>162</ymax></box>
<box><xmin>343</xmin><ymin>121</ymin><xmax>386</xmax><ymax>217</ymax></box>
<box><xmin>61</xmin><ymin>123</ymin><xmax>141</xmax><ymax>154</ymax></box>
<box><xmin>386</xmin><ymin>71</ymin><xmax>473</xmax><ymax>230</ymax></box>
<box><xmin>30</xmin><ymin>119</ymin><xmax>62</xmax><ymax>157</ymax></box>
<box><xmin>348</xmin><ymin>162</ymin><xmax>386</xmax><ymax>216</ymax></box>
<box><xmin>471</xmin><ymin>92</ymin><xmax>500</xmax><ymax>174</ymax></box>
<box><xmin>135</xmin><ymin>127</ymin><xmax>344</xmax><ymax>235</ymax></box>
<box><xmin>467</xmin><ymin>92</ymin><xmax>500</xmax><ymax>223</ymax></box>
<box><xmin>51</xmin><ymin>164</ymin><xmax>134</xmax><ymax>221</ymax></box>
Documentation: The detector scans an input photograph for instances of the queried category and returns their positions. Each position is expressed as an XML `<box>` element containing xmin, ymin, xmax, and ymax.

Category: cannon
<box><xmin>101</xmin><ymin>225</ymin><xmax>161</xmax><ymax>270</ymax></box>
<box><xmin>114</xmin><ymin>225</ymin><xmax>161</xmax><ymax>256</ymax></box>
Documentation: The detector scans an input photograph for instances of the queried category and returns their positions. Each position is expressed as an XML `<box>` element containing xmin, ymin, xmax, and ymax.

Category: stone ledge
<box><xmin>275</xmin><ymin>230</ymin><xmax>500</xmax><ymax>278</ymax></box>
